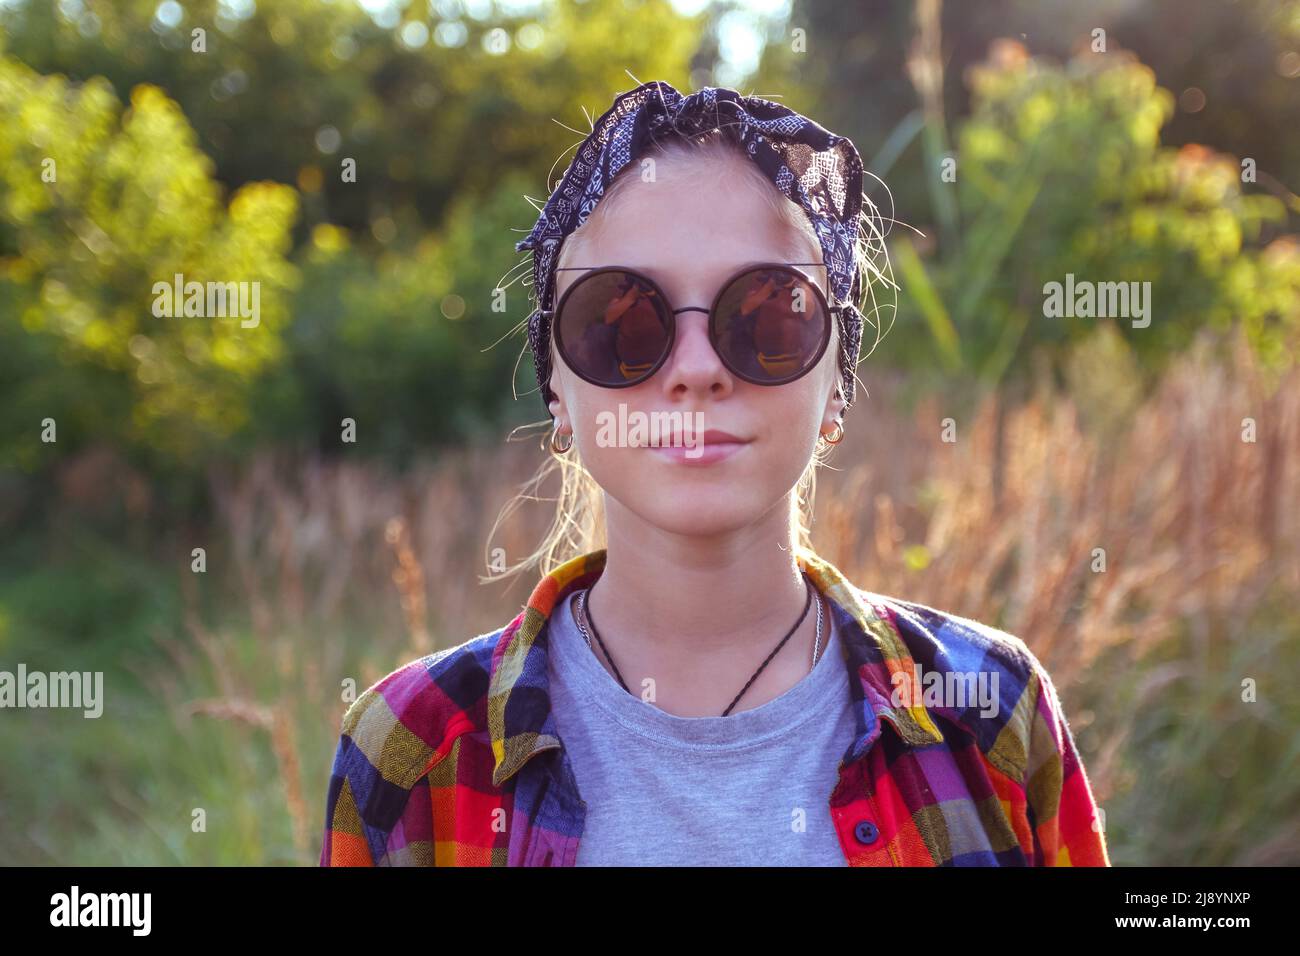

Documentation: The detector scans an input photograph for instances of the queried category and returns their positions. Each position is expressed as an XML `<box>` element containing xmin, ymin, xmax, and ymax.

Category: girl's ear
<box><xmin>547</xmin><ymin>381</ymin><xmax>566</xmax><ymax>425</ymax></box>
<box><xmin>822</xmin><ymin>381</ymin><xmax>847</xmax><ymax>431</ymax></box>
<box><xmin>546</xmin><ymin>340</ymin><xmax>563</xmax><ymax>421</ymax></box>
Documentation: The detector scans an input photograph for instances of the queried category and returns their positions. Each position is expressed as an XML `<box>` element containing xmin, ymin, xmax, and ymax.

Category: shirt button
<box><xmin>854</xmin><ymin>820</ymin><xmax>879</xmax><ymax>845</ymax></box>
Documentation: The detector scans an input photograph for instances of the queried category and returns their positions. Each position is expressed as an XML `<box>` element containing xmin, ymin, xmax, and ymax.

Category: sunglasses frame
<box><xmin>543</xmin><ymin>262</ymin><xmax>843</xmax><ymax>391</ymax></box>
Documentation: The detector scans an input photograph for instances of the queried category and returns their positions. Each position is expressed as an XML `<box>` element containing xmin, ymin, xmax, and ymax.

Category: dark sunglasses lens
<box><xmin>556</xmin><ymin>271</ymin><xmax>671</xmax><ymax>386</ymax></box>
<box><xmin>712</xmin><ymin>268</ymin><xmax>828</xmax><ymax>383</ymax></box>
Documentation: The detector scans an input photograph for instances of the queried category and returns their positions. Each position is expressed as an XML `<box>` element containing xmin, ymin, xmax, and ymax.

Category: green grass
<box><xmin>0</xmin><ymin>532</ymin><xmax>365</xmax><ymax>865</ymax></box>
<box><xmin>1077</xmin><ymin>590</ymin><xmax>1300</xmax><ymax>865</ymax></box>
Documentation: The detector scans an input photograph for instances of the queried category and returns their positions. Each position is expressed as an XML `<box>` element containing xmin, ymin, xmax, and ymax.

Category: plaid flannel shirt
<box><xmin>320</xmin><ymin>547</ymin><xmax>1110</xmax><ymax>866</ymax></box>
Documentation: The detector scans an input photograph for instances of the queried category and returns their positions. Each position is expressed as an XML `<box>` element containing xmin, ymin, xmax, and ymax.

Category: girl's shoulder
<box><xmin>855</xmin><ymin>587</ymin><xmax>1078</xmax><ymax>776</ymax></box>
<box><xmin>334</xmin><ymin>625</ymin><xmax>508</xmax><ymax>785</ymax></box>
<box><xmin>867</xmin><ymin>589</ymin><xmax>1044</xmax><ymax>678</ymax></box>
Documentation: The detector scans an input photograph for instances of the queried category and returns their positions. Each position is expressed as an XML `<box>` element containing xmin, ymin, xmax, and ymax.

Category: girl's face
<box><xmin>548</xmin><ymin>155</ymin><xmax>847</xmax><ymax>539</ymax></box>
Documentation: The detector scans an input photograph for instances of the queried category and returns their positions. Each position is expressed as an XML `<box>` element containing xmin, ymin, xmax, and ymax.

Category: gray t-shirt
<box><xmin>546</xmin><ymin>587</ymin><xmax>859</xmax><ymax>866</ymax></box>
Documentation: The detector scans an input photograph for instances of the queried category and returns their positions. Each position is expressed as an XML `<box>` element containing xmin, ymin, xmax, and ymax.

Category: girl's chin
<box><xmin>631</xmin><ymin>496</ymin><xmax>768</xmax><ymax>532</ymax></box>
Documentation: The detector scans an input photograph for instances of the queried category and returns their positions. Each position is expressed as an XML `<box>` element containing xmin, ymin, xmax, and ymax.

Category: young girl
<box><xmin>320</xmin><ymin>81</ymin><xmax>1110</xmax><ymax>867</ymax></box>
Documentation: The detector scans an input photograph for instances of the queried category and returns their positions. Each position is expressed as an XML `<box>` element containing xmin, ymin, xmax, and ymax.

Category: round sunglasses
<box><xmin>544</xmin><ymin>262</ymin><xmax>844</xmax><ymax>390</ymax></box>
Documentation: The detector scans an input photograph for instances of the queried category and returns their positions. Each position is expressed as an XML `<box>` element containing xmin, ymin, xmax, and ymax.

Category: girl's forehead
<box><xmin>554</xmin><ymin>168</ymin><xmax>826</xmax><ymax>298</ymax></box>
<box><xmin>557</xmin><ymin>238</ymin><xmax>828</xmax><ymax>301</ymax></box>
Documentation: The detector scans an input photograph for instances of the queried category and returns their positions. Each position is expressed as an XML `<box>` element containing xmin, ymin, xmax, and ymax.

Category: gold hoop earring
<box><xmin>550</xmin><ymin>422</ymin><xmax>574</xmax><ymax>454</ymax></box>
<box><xmin>821</xmin><ymin>420</ymin><xmax>845</xmax><ymax>445</ymax></box>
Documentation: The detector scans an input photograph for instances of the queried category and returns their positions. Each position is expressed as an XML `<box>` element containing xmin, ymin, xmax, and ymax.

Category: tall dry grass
<box><xmin>813</xmin><ymin>329</ymin><xmax>1299</xmax><ymax>821</ymax></box>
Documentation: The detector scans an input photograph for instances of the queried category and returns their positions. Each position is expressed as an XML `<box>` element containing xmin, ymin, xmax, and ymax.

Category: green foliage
<box><xmin>0</xmin><ymin>55</ymin><xmax>299</xmax><ymax>468</ymax></box>
<box><xmin>245</xmin><ymin>171</ymin><xmax>549</xmax><ymax>459</ymax></box>
<box><xmin>0</xmin><ymin>0</ymin><xmax>701</xmax><ymax>237</ymax></box>
<box><xmin>890</xmin><ymin>45</ymin><xmax>1300</xmax><ymax>385</ymax></box>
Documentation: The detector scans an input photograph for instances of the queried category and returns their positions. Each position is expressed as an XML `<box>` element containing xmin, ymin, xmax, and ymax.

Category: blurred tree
<box><xmin>761</xmin><ymin>0</ymin><xmax>1299</xmax><ymax>231</ymax></box>
<box><xmin>0</xmin><ymin>55</ymin><xmax>299</xmax><ymax>470</ymax></box>
<box><xmin>953</xmin><ymin>0</ymin><xmax>1300</xmax><ymax>208</ymax></box>
<box><xmin>888</xmin><ymin>41</ymin><xmax>1299</xmax><ymax>385</ymax></box>
<box><xmin>250</xmin><ymin>172</ymin><xmax>542</xmax><ymax>460</ymax></box>
<box><xmin>0</xmin><ymin>0</ymin><xmax>702</xmax><ymax>240</ymax></box>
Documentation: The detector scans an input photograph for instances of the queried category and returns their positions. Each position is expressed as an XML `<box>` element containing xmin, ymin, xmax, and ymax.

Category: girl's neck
<box><xmin>579</xmin><ymin>501</ymin><xmax>823</xmax><ymax>716</ymax></box>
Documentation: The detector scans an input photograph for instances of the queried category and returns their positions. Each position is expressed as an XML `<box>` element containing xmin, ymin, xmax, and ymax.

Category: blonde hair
<box><xmin>483</xmin><ymin>128</ymin><xmax>895</xmax><ymax>586</ymax></box>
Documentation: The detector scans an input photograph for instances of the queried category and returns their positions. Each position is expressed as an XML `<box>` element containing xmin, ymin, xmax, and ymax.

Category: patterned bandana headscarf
<box><xmin>515</xmin><ymin>79</ymin><xmax>867</xmax><ymax>415</ymax></box>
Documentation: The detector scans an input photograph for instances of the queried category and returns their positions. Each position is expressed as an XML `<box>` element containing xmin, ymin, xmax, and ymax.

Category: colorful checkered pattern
<box><xmin>320</xmin><ymin>548</ymin><xmax>1110</xmax><ymax>866</ymax></box>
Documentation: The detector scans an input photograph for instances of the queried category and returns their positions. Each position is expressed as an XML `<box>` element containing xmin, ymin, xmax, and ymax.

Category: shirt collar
<box><xmin>488</xmin><ymin>547</ymin><xmax>944</xmax><ymax>787</ymax></box>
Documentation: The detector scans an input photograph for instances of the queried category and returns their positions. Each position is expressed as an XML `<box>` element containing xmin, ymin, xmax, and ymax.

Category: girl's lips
<box><xmin>698</xmin><ymin>430</ymin><xmax>747</xmax><ymax>444</ymax></box>
<box><xmin>647</xmin><ymin>433</ymin><xmax>752</xmax><ymax>466</ymax></box>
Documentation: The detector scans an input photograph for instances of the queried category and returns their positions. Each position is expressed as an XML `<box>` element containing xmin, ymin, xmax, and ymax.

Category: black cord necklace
<box><xmin>574</xmin><ymin>573</ymin><xmax>822</xmax><ymax>717</ymax></box>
